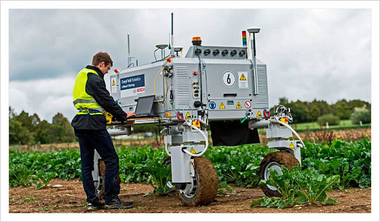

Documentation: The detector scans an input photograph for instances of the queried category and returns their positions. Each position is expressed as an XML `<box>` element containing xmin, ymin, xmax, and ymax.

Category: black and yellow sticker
<box><xmin>219</xmin><ymin>102</ymin><xmax>226</xmax><ymax>109</ymax></box>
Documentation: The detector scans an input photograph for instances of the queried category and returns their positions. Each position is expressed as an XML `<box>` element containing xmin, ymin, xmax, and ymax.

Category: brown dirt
<box><xmin>9</xmin><ymin>179</ymin><xmax>371</xmax><ymax>213</ymax></box>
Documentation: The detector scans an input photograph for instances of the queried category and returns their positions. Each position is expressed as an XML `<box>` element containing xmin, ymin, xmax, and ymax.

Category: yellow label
<box><xmin>192</xmin><ymin>120</ymin><xmax>200</xmax><ymax>128</ymax></box>
<box><xmin>289</xmin><ymin>142</ymin><xmax>295</xmax><ymax>149</ymax></box>
<box><xmin>236</xmin><ymin>102</ymin><xmax>242</xmax><ymax>109</ymax></box>
<box><xmin>112</xmin><ymin>79</ymin><xmax>116</xmax><ymax>86</ymax></box>
<box><xmin>190</xmin><ymin>147</ymin><xmax>196</xmax><ymax>154</ymax></box>
<box><xmin>185</xmin><ymin>112</ymin><xmax>191</xmax><ymax>119</ymax></box>
<box><xmin>219</xmin><ymin>102</ymin><xmax>226</xmax><ymax>109</ymax></box>
<box><xmin>280</xmin><ymin>118</ymin><xmax>288</xmax><ymax>124</ymax></box>
<box><xmin>256</xmin><ymin>111</ymin><xmax>263</xmax><ymax>118</ymax></box>
<box><xmin>240</xmin><ymin>74</ymin><xmax>247</xmax><ymax>81</ymax></box>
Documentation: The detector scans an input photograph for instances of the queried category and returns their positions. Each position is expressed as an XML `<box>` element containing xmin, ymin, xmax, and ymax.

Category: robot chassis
<box><xmin>91</xmin><ymin>18</ymin><xmax>305</xmax><ymax>206</ymax></box>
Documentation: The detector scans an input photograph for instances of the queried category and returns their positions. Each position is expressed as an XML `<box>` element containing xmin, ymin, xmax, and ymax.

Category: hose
<box><xmin>154</xmin><ymin>61</ymin><xmax>169</xmax><ymax>107</ymax></box>
<box><xmin>181</xmin><ymin>121</ymin><xmax>209</xmax><ymax>157</ymax></box>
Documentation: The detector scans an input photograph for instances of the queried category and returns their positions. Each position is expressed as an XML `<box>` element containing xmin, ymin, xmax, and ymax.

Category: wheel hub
<box><xmin>179</xmin><ymin>173</ymin><xmax>199</xmax><ymax>198</ymax></box>
<box><xmin>264</xmin><ymin>162</ymin><xmax>283</xmax><ymax>191</ymax></box>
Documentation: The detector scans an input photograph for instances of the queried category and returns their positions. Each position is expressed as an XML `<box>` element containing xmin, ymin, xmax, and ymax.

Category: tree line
<box><xmin>9</xmin><ymin>98</ymin><xmax>371</xmax><ymax>145</ymax></box>
<box><xmin>9</xmin><ymin>107</ymin><xmax>76</xmax><ymax>145</ymax></box>
<box><xmin>275</xmin><ymin>98</ymin><xmax>371</xmax><ymax>125</ymax></box>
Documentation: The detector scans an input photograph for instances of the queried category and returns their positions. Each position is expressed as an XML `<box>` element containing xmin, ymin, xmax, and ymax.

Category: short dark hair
<box><xmin>92</xmin><ymin>52</ymin><xmax>113</xmax><ymax>67</ymax></box>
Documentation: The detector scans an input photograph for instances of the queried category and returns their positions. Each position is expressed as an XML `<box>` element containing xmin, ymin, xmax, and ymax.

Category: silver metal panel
<box><xmin>266</xmin><ymin>124</ymin><xmax>292</xmax><ymax>139</ymax></box>
<box><xmin>267</xmin><ymin>140</ymin><xmax>297</xmax><ymax>149</ymax></box>
<box><xmin>174</xmin><ymin>65</ymin><xmax>190</xmax><ymax>107</ymax></box>
<box><xmin>107</xmin><ymin>46</ymin><xmax>269</xmax><ymax>123</ymax></box>
<box><xmin>256</xmin><ymin>64</ymin><xmax>269</xmax><ymax>105</ymax></box>
<box><xmin>170</xmin><ymin>146</ymin><xmax>191</xmax><ymax>183</ymax></box>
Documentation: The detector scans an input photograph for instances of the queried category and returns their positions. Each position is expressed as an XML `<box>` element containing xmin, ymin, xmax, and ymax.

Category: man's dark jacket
<box><xmin>71</xmin><ymin>65</ymin><xmax>126</xmax><ymax>130</ymax></box>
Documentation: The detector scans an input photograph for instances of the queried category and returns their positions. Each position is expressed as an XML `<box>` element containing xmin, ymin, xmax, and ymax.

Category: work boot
<box><xmin>105</xmin><ymin>196</ymin><xmax>133</xmax><ymax>209</ymax></box>
<box><xmin>86</xmin><ymin>200</ymin><xmax>105</xmax><ymax>211</ymax></box>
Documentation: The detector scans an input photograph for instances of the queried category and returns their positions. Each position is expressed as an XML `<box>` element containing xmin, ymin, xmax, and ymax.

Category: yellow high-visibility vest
<box><xmin>73</xmin><ymin>68</ymin><xmax>104</xmax><ymax>115</ymax></box>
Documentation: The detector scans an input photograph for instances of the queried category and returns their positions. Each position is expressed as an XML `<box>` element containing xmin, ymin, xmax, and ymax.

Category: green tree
<box><xmin>51</xmin><ymin>113</ymin><xmax>75</xmax><ymax>143</ymax></box>
<box><xmin>350</xmin><ymin>107</ymin><xmax>371</xmax><ymax>124</ymax></box>
<box><xmin>306</xmin><ymin>104</ymin><xmax>320</xmax><ymax>122</ymax></box>
<box><xmin>9</xmin><ymin>118</ymin><xmax>33</xmax><ymax>145</ymax></box>
<box><xmin>310</xmin><ymin>99</ymin><xmax>331</xmax><ymax>116</ymax></box>
<box><xmin>332</xmin><ymin>99</ymin><xmax>352</xmax><ymax>120</ymax></box>
<box><xmin>317</xmin><ymin>114</ymin><xmax>340</xmax><ymax>126</ymax></box>
<box><xmin>34</xmin><ymin>120</ymin><xmax>53</xmax><ymax>144</ymax></box>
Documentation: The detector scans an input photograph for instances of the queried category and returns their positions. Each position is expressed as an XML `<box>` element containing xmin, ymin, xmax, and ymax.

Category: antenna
<box><xmin>127</xmin><ymin>33</ymin><xmax>131</xmax><ymax>67</ymax></box>
<box><xmin>170</xmin><ymin>12</ymin><xmax>174</xmax><ymax>57</ymax></box>
<box><xmin>247</xmin><ymin>27</ymin><xmax>260</xmax><ymax>95</ymax></box>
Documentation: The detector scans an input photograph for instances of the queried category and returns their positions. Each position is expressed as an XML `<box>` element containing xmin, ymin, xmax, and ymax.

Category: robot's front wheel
<box><xmin>177</xmin><ymin>157</ymin><xmax>219</xmax><ymax>206</ymax></box>
<box><xmin>259</xmin><ymin>151</ymin><xmax>299</xmax><ymax>197</ymax></box>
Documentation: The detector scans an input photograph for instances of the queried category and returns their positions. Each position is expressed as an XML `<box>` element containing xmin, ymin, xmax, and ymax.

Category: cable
<box><xmin>181</xmin><ymin>121</ymin><xmax>209</xmax><ymax>157</ymax></box>
<box><xmin>154</xmin><ymin>61</ymin><xmax>169</xmax><ymax>107</ymax></box>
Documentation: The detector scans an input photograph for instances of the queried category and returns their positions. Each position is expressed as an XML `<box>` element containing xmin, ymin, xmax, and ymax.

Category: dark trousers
<box><xmin>74</xmin><ymin>129</ymin><xmax>120</xmax><ymax>204</ymax></box>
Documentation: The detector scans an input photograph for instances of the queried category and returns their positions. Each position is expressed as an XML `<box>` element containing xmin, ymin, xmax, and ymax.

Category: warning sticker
<box><xmin>111</xmin><ymin>77</ymin><xmax>117</xmax><ymax>93</ymax></box>
<box><xmin>219</xmin><ymin>102</ymin><xmax>226</xmax><ymax>109</ymax></box>
<box><xmin>185</xmin><ymin>112</ymin><xmax>191</xmax><ymax>119</ymax></box>
<box><xmin>256</xmin><ymin>111</ymin><xmax>263</xmax><ymax>118</ymax></box>
<box><xmin>236</xmin><ymin>102</ymin><xmax>242</xmax><ymax>109</ymax></box>
<box><xmin>244</xmin><ymin>100</ymin><xmax>252</xmax><ymax>109</ymax></box>
<box><xmin>238</xmin><ymin>72</ymin><xmax>248</xmax><ymax>89</ymax></box>
<box><xmin>120</xmin><ymin>74</ymin><xmax>145</xmax><ymax>97</ymax></box>
<box><xmin>289</xmin><ymin>142</ymin><xmax>295</xmax><ymax>149</ymax></box>
<box><xmin>190</xmin><ymin>147</ymin><xmax>196</xmax><ymax>154</ymax></box>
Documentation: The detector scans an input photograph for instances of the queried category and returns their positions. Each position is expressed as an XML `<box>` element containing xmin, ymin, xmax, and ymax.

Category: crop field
<box><xmin>8</xmin><ymin>137</ymin><xmax>371</xmax><ymax>213</ymax></box>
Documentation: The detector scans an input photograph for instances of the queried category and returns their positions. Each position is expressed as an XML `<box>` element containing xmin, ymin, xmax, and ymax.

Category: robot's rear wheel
<box><xmin>177</xmin><ymin>157</ymin><xmax>219</xmax><ymax>206</ymax></box>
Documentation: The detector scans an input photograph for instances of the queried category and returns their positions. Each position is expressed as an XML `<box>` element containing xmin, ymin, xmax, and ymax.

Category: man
<box><xmin>71</xmin><ymin>52</ymin><xmax>135</xmax><ymax>210</ymax></box>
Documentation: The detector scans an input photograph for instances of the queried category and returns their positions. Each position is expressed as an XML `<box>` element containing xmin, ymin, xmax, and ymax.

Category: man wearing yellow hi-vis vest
<box><xmin>71</xmin><ymin>52</ymin><xmax>135</xmax><ymax>211</ymax></box>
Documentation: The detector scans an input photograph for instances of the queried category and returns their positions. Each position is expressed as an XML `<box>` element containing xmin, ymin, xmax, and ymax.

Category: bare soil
<box><xmin>9</xmin><ymin>179</ymin><xmax>371</xmax><ymax>213</ymax></box>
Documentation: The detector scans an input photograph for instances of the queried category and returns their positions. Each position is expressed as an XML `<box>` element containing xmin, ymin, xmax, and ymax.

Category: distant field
<box><xmin>292</xmin><ymin>119</ymin><xmax>352</xmax><ymax>130</ymax></box>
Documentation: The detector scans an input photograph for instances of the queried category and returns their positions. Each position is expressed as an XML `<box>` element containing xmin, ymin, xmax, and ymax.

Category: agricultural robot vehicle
<box><xmin>92</xmin><ymin>13</ymin><xmax>305</xmax><ymax>206</ymax></box>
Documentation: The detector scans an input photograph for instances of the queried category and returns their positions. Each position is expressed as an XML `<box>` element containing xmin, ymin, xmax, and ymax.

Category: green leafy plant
<box><xmin>253</xmin><ymin>166</ymin><xmax>340</xmax><ymax>208</ymax></box>
<box><xmin>217</xmin><ymin>181</ymin><xmax>234</xmax><ymax>195</ymax></box>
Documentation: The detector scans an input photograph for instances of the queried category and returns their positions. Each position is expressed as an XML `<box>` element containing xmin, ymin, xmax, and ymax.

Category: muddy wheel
<box><xmin>177</xmin><ymin>157</ymin><xmax>219</xmax><ymax>206</ymax></box>
<box><xmin>259</xmin><ymin>151</ymin><xmax>299</xmax><ymax>197</ymax></box>
<box><xmin>96</xmin><ymin>159</ymin><xmax>121</xmax><ymax>200</ymax></box>
<box><xmin>96</xmin><ymin>160</ymin><xmax>106</xmax><ymax>200</ymax></box>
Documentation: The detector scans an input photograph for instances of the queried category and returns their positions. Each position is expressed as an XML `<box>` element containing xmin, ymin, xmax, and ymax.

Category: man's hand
<box><xmin>126</xmin><ymin>111</ymin><xmax>136</xmax><ymax>118</ymax></box>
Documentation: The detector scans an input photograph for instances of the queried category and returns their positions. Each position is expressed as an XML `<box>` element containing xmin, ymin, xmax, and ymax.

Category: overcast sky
<box><xmin>6</xmin><ymin>7</ymin><xmax>374</xmax><ymax>122</ymax></box>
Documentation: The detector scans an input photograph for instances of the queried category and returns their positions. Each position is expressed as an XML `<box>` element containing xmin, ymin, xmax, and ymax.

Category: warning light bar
<box><xmin>242</xmin><ymin>31</ymin><xmax>247</xmax><ymax>47</ymax></box>
<box><xmin>192</xmin><ymin>36</ymin><xmax>202</xmax><ymax>46</ymax></box>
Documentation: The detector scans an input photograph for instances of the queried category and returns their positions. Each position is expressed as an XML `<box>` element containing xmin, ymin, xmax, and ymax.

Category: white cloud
<box><xmin>9</xmin><ymin>77</ymin><xmax>77</xmax><ymax>122</ymax></box>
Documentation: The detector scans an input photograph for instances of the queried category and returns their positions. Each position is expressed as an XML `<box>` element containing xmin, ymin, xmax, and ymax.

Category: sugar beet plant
<box><xmin>252</xmin><ymin>166</ymin><xmax>340</xmax><ymax>208</ymax></box>
<box><xmin>117</xmin><ymin>145</ymin><xmax>173</xmax><ymax>195</ymax></box>
<box><xmin>9</xmin><ymin>149</ymin><xmax>81</xmax><ymax>187</ymax></box>
<box><xmin>302</xmin><ymin>138</ymin><xmax>371</xmax><ymax>189</ymax></box>
<box><xmin>205</xmin><ymin>144</ymin><xmax>272</xmax><ymax>187</ymax></box>
<box><xmin>9</xmin><ymin>139</ymin><xmax>371</xmax><ymax>195</ymax></box>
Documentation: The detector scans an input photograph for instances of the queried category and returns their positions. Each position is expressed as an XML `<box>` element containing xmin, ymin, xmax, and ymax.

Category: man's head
<box><xmin>92</xmin><ymin>52</ymin><xmax>113</xmax><ymax>74</ymax></box>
